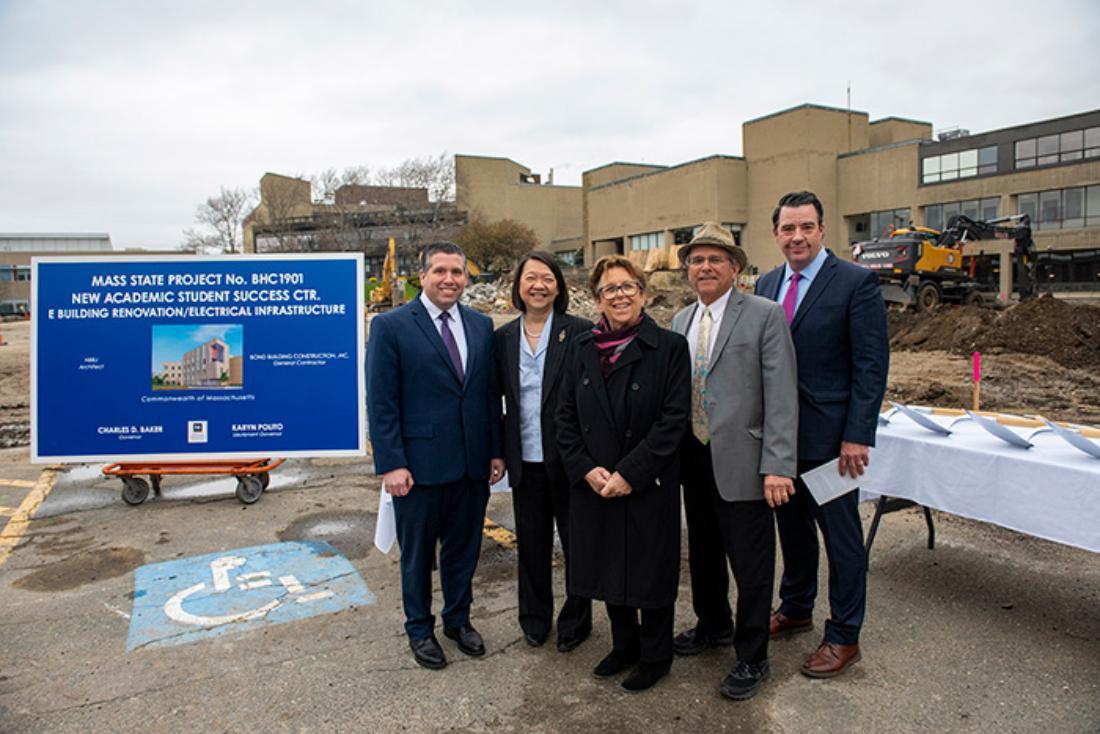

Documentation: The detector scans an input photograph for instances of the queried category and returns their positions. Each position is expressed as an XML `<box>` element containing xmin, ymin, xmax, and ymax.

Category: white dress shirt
<box><xmin>419</xmin><ymin>292</ymin><xmax>467</xmax><ymax>370</ymax></box>
<box><xmin>776</xmin><ymin>246</ymin><xmax>829</xmax><ymax>313</ymax></box>
<box><xmin>686</xmin><ymin>286</ymin><xmax>733</xmax><ymax>365</ymax></box>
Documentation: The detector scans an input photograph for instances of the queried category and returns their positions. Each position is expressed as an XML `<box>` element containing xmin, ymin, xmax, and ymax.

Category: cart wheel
<box><xmin>258</xmin><ymin>471</ymin><xmax>270</xmax><ymax>490</ymax></box>
<box><xmin>235</xmin><ymin>475</ymin><xmax>264</xmax><ymax>505</ymax></box>
<box><xmin>121</xmin><ymin>477</ymin><xmax>150</xmax><ymax>506</ymax></box>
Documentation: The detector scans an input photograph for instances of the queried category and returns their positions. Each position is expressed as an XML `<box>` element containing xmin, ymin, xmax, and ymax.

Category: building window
<box><xmin>1036</xmin><ymin>248</ymin><xmax>1100</xmax><ymax>290</ymax></box>
<box><xmin>1017</xmin><ymin>186</ymin><xmax>1100</xmax><ymax>230</ymax></box>
<box><xmin>922</xmin><ymin>146</ymin><xmax>997</xmax><ymax>184</ymax></box>
<box><xmin>629</xmin><ymin>232</ymin><xmax>662</xmax><ymax>251</ymax></box>
<box><xmin>923</xmin><ymin>198</ymin><xmax>1000</xmax><ymax>231</ymax></box>
<box><xmin>0</xmin><ymin>266</ymin><xmax>32</xmax><ymax>282</ymax></box>
<box><xmin>868</xmin><ymin>209</ymin><xmax>910</xmax><ymax>237</ymax></box>
<box><xmin>672</xmin><ymin>227</ymin><xmax>695</xmax><ymax>245</ymax></box>
<box><xmin>1015</xmin><ymin>125</ymin><xmax>1100</xmax><ymax>169</ymax></box>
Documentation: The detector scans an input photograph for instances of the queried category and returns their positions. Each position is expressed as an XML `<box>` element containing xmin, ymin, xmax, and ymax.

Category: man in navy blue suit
<box><xmin>366</xmin><ymin>241</ymin><xmax>505</xmax><ymax>670</ymax></box>
<box><xmin>755</xmin><ymin>191</ymin><xmax>888</xmax><ymax>679</ymax></box>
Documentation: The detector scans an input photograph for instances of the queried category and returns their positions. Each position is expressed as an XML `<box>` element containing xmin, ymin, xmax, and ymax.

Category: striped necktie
<box><xmin>691</xmin><ymin>306</ymin><xmax>712</xmax><ymax>443</ymax></box>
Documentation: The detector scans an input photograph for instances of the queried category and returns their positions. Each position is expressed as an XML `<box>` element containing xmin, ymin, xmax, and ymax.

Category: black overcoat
<box><xmin>555</xmin><ymin>315</ymin><xmax>691</xmax><ymax>609</ymax></box>
<box><xmin>494</xmin><ymin>312</ymin><xmax>593</xmax><ymax>487</ymax></box>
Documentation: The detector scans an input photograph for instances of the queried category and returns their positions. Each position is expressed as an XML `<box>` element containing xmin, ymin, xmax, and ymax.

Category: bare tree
<box><xmin>376</xmin><ymin>153</ymin><xmax>455</xmax><ymax>222</ymax></box>
<box><xmin>181</xmin><ymin>186</ymin><xmax>256</xmax><ymax>254</ymax></box>
<box><xmin>311</xmin><ymin>165</ymin><xmax>371</xmax><ymax>205</ymax></box>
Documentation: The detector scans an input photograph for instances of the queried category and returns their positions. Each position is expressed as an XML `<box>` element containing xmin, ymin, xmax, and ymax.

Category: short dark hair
<box><xmin>511</xmin><ymin>250</ymin><xmax>569</xmax><ymax>313</ymax></box>
<box><xmin>771</xmin><ymin>191</ymin><xmax>824</xmax><ymax>229</ymax></box>
<box><xmin>419</xmin><ymin>241</ymin><xmax>466</xmax><ymax>272</ymax></box>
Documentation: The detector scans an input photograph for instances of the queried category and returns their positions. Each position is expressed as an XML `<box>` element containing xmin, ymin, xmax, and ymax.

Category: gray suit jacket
<box><xmin>672</xmin><ymin>289</ymin><xmax>799</xmax><ymax>501</ymax></box>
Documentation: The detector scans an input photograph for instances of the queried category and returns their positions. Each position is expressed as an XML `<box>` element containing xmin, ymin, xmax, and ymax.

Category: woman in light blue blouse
<box><xmin>493</xmin><ymin>251</ymin><xmax>593</xmax><ymax>652</ymax></box>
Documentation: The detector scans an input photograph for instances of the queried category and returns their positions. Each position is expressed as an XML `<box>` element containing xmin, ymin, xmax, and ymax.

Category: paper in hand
<box><xmin>374</xmin><ymin>490</ymin><xmax>397</xmax><ymax>554</ymax></box>
<box><xmin>801</xmin><ymin>457</ymin><xmax>868</xmax><ymax>505</ymax></box>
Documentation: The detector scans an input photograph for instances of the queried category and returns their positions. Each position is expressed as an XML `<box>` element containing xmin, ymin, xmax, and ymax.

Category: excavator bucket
<box><xmin>879</xmin><ymin>283</ymin><xmax>913</xmax><ymax>307</ymax></box>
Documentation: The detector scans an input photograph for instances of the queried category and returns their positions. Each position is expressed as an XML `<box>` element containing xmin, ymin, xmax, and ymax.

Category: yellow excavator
<box><xmin>367</xmin><ymin>238</ymin><xmax>483</xmax><ymax>311</ymax></box>
<box><xmin>852</xmin><ymin>214</ymin><xmax>1037</xmax><ymax>311</ymax></box>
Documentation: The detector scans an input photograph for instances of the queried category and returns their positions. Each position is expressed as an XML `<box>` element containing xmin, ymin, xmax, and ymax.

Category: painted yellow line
<box><xmin>0</xmin><ymin>479</ymin><xmax>35</xmax><ymax>488</ymax></box>
<box><xmin>0</xmin><ymin>507</ymin><xmax>15</xmax><ymax>517</ymax></box>
<box><xmin>0</xmin><ymin>469</ymin><xmax>60</xmax><ymax>569</ymax></box>
<box><xmin>482</xmin><ymin>517</ymin><xmax>517</xmax><ymax>550</ymax></box>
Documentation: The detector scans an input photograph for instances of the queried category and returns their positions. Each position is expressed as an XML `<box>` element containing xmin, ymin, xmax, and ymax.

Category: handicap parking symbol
<box><xmin>127</xmin><ymin>540</ymin><xmax>375</xmax><ymax>651</ymax></box>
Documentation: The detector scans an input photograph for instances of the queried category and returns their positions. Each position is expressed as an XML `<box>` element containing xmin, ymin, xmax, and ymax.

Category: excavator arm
<box><xmin>938</xmin><ymin>214</ymin><xmax>1037</xmax><ymax>301</ymax></box>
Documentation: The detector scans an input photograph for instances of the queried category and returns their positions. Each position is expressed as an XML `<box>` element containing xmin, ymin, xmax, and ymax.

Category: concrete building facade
<box><xmin>578</xmin><ymin>104</ymin><xmax>1100</xmax><ymax>296</ymax></box>
<box><xmin>0</xmin><ymin>234</ymin><xmax>113</xmax><ymax>316</ymax></box>
<box><xmin>455</xmin><ymin>155</ymin><xmax>583</xmax><ymax>261</ymax></box>
<box><xmin>243</xmin><ymin>173</ymin><xmax>465</xmax><ymax>276</ymax></box>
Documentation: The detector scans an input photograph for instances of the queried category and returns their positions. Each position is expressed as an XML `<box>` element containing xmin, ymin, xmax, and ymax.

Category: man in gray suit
<box><xmin>670</xmin><ymin>222</ymin><xmax>799</xmax><ymax>701</ymax></box>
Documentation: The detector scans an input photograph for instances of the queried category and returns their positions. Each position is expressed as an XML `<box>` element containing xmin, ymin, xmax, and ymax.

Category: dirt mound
<box><xmin>889</xmin><ymin>296</ymin><xmax>1100</xmax><ymax>370</ymax></box>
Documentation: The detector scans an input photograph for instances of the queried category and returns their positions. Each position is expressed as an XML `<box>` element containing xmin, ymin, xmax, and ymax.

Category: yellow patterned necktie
<box><xmin>691</xmin><ymin>306</ymin><xmax>712</xmax><ymax>443</ymax></box>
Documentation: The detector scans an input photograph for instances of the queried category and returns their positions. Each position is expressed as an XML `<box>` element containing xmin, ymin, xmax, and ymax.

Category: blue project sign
<box><xmin>127</xmin><ymin>541</ymin><xmax>375</xmax><ymax>650</ymax></box>
<box><xmin>31</xmin><ymin>254</ymin><xmax>365</xmax><ymax>461</ymax></box>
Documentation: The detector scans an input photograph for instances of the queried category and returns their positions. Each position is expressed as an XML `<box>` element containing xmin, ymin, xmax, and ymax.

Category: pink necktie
<box><xmin>782</xmin><ymin>272</ymin><xmax>801</xmax><ymax>324</ymax></box>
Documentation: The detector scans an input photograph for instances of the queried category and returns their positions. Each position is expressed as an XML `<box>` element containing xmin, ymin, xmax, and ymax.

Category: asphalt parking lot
<box><xmin>0</xmin><ymin>449</ymin><xmax>1097</xmax><ymax>733</ymax></box>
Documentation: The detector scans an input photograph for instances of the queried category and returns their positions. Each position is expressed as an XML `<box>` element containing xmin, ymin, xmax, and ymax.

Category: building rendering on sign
<box><xmin>161</xmin><ymin>360</ymin><xmax>182</xmax><ymax>386</ymax></box>
<box><xmin>181</xmin><ymin>338</ymin><xmax>231</xmax><ymax>388</ymax></box>
<box><xmin>579</xmin><ymin>104</ymin><xmax>1099</xmax><ymax>296</ymax></box>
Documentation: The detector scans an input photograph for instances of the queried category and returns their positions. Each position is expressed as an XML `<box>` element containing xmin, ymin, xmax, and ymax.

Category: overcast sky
<box><xmin>1</xmin><ymin>0</ymin><xmax>1097</xmax><ymax>250</ymax></box>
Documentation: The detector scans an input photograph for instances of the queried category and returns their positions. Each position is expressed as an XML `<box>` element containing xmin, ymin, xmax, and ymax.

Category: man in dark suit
<box><xmin>755</xmin><ymin>191</ymin><xmax>889</xmax><ymax>678</ymax></box>
<box><xmin>366</xmin><ymin>241</ymin><xmax>504</xmax><ymax>670</ymax></box>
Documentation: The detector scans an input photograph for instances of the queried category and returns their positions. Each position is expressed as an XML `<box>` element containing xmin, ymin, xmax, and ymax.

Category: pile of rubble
<box><xmin>460</xmin><ymin>270</ymin><xmax>699</xmax><ymax>326</ymax></box>
<box><xmin>460</xmin><ymin>281</ymin><xmax>512</xmax><ymax>313</ymax></box>
<box><xmin>889</xmin><ymin>295</ymin><xmax>1100</xmax><ymax>370</ymax></box>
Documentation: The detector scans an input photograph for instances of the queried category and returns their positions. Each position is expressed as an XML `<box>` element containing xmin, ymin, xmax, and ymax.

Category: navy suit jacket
<box><xmin>366</xmin><ymin>298</ymin><xmax>502</xmax><ymax>485</ymax></box>
<box><xmin>756</xmin><ymin>251</ymin><xmax>889</xmax><ymax>461</ymax></box>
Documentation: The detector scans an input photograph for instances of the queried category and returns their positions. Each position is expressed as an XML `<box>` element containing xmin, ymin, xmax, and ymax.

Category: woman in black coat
<box><xmin>494</xmin><ymin>251</ymin><xmax>593</xmax><ymax>651</ymax></box>
<box><xmin>556</xmin><ymin>254</ymin><xmax>691</xmax><ymax>692</ymax></box>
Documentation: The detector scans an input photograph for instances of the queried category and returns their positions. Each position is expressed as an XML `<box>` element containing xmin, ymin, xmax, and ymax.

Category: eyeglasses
<box><xmin>686</xmin><ymin>255</ymin><xmax>733</xmax><ymax>267</ymax></box>
<box><xmin>596</xmin><ymin>281</ymin><xmax>642</xmax><ymax>300</ymax></box>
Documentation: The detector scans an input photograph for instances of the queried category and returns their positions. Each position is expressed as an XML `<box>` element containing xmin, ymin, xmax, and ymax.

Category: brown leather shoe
<box><xmin>769</xmin><ymin>611</ymin><xmax>813</xmax><ymax>638</ymax></box>
<box><xmin>800</xmin><ymin>641</ymin><xmax>861</xmax><ymax>678</ymax></box>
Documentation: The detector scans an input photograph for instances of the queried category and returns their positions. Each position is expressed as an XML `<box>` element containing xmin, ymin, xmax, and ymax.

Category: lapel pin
<box><xmin>558</xmin><ymin>329</ymin><xmax>566</xmax><ymax>343</ymax></box>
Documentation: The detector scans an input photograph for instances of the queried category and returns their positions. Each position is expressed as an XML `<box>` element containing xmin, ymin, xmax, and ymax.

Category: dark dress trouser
<box><xmin>775</xmin><ymin>458</ymin><xmax>867</xmax><ymax>646</ymax></box>
<box><xmin>606</xmin><ymin>603</ymin><xmax>674</xmax><ymax>664</ymax></box>
<box><xmin>682</xmin><ymin>436</ymin><xmax>775</xmax><ymax>664</ymax></box>
<box><xmin>393</xmin><ymin>476</ymin><xmax>490</xmax><ymax>640</ymax></box>
<box><xmin>514</xmin><ymin>461</ymin><xmax>592</xmax><ymax>640</ymax></box>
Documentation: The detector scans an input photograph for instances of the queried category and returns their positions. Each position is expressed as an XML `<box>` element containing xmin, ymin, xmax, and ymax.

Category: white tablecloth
<box><xmin>863</xmin><ymin>412</ymin><xmax>1100</xmax><ymax>554</ymax></box>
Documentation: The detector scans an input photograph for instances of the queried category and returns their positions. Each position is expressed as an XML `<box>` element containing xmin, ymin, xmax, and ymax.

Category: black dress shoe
<box><xmin>672</xmin><ymin>625</ymin><xmax>736</xmax><ymax>656</ymax></box>
<box><xmin>592</xmin><ymin>649</ymin><xmax>639</xmax><ymax>678</ymax></box>
<box><xmin>621</xmin><ymin>660</ymin><xmax>671</xmax><ymax>692</ymax></box>
<box><xmin>719</xmin><ymin>660</ymin><xmax>770</xmax><ymax>701</ymax></box>
<box><xmin>556</xmin><ymin>628</ymin><xmax>590</xmax><ymax>653</ymax></box>
<box><xmin>443</xmin><ymin>624</ymin><xmax>486</xmax><ymax>657</ymax></box>
<box><xmin>524</xmin><ymin>630</ymin><xmax>548</xmax><ymax>647</ymax></box>
<box><xmin>409</xmin><ymin>636</ymin><xmax>447</xmax><ymax>670</ymax></box>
